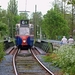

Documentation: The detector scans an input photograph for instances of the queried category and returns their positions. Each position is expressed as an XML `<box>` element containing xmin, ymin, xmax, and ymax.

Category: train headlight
<box><xmin>23</xmin><ymin>40</ymin><xmax>26</xmax><ymax>43</ymax></box>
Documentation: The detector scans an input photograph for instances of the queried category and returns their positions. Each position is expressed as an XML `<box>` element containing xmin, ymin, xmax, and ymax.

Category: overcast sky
<box><xmin>0</xmin><ymin>0</ymin><xmax>54</xmax><ymax>15</ymax></box>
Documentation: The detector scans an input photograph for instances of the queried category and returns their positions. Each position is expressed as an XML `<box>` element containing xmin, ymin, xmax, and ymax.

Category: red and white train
<box><xmin>15</xmin><ymin>20</ymin><xmax>34</xmax><ymax>49</ymax></box>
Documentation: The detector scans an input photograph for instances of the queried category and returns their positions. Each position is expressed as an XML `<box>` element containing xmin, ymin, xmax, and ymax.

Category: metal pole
<box><xmin>34</xmin><ymin>5</ymin><xmax>37</xmax><ymax>42</ymax></box>
<box><xmin>12</xmin><ymin>24</ymin><xmax>13</xmax><ymax>38</ymax></box>
<box><xmin>25</xmin><ymin>0</ymin><xmax>27</xmax><ymax>11</ymax></box>
<box><xmin>72</xmin><ymin>4</ymin><xmax>74</xmax><ymax>36</ymax></box>
<box><xmin>8</xmin><ymin>19</ymin><xmax>10</xmax><ymax>36</ymax></box>
<box><xmin>40</xmin><ymin>27</ymin><xmax>42</xmax><ymax>40</ymax></box>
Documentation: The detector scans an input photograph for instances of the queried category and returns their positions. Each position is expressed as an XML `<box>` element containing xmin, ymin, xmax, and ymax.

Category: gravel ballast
<box><xmin>0</xmin><ymin>55</ymin><xmax>15</xmax><ymax>75</ymax></box>
<box><xmin>0</xmin><ymin>53</ymin><xmax>61</xmax><ymax>75</ymax></box>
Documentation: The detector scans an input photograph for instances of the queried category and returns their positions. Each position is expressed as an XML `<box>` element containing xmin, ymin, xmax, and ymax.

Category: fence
<box><xmin>34</xmin><ymin>41</ymin><xmax>53</xmax><ymax>53</ymax></box>
<box><xmin>3</xmin><ymin>40</ymin><xmax>14</xmax><ymax>50</ymax></box>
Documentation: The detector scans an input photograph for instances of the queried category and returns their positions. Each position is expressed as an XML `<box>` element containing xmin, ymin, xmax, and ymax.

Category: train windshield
<box><xmin>19</xmin><ymin>27</ymin><xmax>30</xmax><ymax>35</ymax></box>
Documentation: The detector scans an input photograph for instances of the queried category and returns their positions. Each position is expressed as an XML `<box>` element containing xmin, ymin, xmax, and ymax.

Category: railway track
<box><xmin>4</xmin><ymin>46</ymin><xmax>61</xmax><ymax>75</ymax></box>
<box><xmin>13</xmin><ymin>48</ymin><xmax>54</xmax><ymax>75</ymax></box>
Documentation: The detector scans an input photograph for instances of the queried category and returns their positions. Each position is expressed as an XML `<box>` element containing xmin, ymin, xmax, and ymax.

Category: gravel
<box><xmin>0</xmin><ymin>55</ymin><xmax>15</xmax><ymax>75</ymax></box>
<box><xmin>0</xmin><ymin>53</ymin><xmax>60</xmax><ymax>75</ymax></box>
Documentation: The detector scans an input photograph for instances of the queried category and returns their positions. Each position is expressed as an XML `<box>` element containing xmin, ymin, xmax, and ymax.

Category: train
<box><xmin>15</xmin><ymin>20</ymin><xmax>34</xmax><ymax>49</ymax></box>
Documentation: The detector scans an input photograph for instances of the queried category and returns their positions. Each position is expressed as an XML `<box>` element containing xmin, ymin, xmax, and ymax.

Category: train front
<box><xmin>15</xmin><ymin>20</ymin><xmax>34</xmax><ymax>49</ymax></box>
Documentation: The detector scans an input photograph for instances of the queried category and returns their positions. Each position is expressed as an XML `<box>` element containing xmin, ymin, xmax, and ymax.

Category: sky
<box><xmin>0</xmin><ymin>0</ymin><xmax>54</xmax><ymax>15</ymax></box>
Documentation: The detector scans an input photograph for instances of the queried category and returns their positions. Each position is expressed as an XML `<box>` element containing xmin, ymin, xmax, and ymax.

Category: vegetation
<box><xmin>0</xmin><ymin>21</ymin><xmax>8</xmax><ymax>37</ymax></box>
<box><xmin>42</xmin><ymin>6</ymin><xmax>69</xmax><ymax>39</ymax></box>
<box><xmin>0</xmin><ymin>1</ymin><xmax>75</xmax><ymax>75</ymax></box>
<box><xmin>31</xmin><ymin>12</ymin><xmax>43</xmax><ymax>39</ymax></box>
<box><xmin>0</xmin><ymin>42</ymin><xmax>5</xmax><ymax>61</ymax></box>
<box><xmin>7</xmin><ymin>0</ymin><xmax>18</xmax><ymax>37</ymax></box>
<box><xmin>43</xmin><ymin>44</ymin><xmax>75</xmax><ymax>75</ymax></box>
<box><xmin>0</xmin><ymin>0</ymin><xmax>75</xmax><ymax>40</ymax></box>
<box><xmin>41</xmin><ymin>0</ymin><xmax>75</xmax><ymax>40</ymax></box>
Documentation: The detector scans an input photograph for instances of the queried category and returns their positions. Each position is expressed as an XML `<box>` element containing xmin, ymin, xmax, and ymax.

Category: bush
<box><xmin>43</xmin><ymin>44</ymin><xmax>75</xmax><ymax>75</ymax></box>
<box><xmin>51</xmin><ymin>44</ymin><xmax>75</xmax><ymax>74</ymax></box>
<box><xmin>0</xmin><ymin>43</ymin><xmax>5</xmax><ymax>61</ymax></box>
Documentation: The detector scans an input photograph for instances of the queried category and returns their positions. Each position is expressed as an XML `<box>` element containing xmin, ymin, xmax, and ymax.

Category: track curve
<box><xmin>13</xmin><ymin>49</ymin><xmax>54</xmax><ymax>75</ymax></box>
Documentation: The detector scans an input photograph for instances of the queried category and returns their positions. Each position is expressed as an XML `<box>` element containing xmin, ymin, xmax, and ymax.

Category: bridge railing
<box><xmin>34</xmin><ymin>39</ymin><xmax>61</xmax><ymax>53</ymax></box>
<box><xmin>34</xmin><ymin>40</ymin><xmax>53</xmax><ymax>53</ymax></box>
<box><xmin>0</xmin><ymin>40</ymin><xmax>14</xmax><ymax>50</ymax></box>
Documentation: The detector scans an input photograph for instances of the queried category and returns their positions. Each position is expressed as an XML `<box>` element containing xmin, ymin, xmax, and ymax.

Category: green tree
<box><xmin>0</xmin><ymin>8</ymin><xmax>9</xmax><ymax>37</ymax></box>
<box><xmin>67</xmin><ymin>0</ymin><xmax>75</xmax><ymax>36</ymax></box>
<box><xmin>7</xmin><ymin>0</ymin><xmax>18</xmax><ymax>37</ymax></box>
<box><xmin>62</xmin><ymin>0</ymin><xmax>67</xmax><ymax>18</ymax></box>
<box><xmin>31</xmin><ymin>12</ymin><xmax>42</xmax><ymax>26</ymax></box>
<box><xmin>42</xmin><ymin>8</ymin><xmax>69</xmax><ymax>39</ymax></box>
<box><xmin>31</xmin><ymin>12</ymin><xmax>43</xmax><ymax>39</ymax></box>
<box><xmin>7</xmin><ymin>0</ymin><xmax>18</xmax><ymax>15</ymax></box>
<box><xmin>19</xmin><ymin>12</ymin><xmax>28</xmax><ymax>20</ymax></box>
<box><xmin>0</xmin><ymin>21</ymin><xmax>8</xmax><ymax>37</ymax></box>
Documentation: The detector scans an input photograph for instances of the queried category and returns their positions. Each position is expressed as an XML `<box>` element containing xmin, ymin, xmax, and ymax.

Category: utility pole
<box><xmin>34</xmin><ymin>5</ymin><xmax>37</xmax><ymax>42</ymax></box>
<box><xmin>25</xmin><ymin>0</ymin><xmax>27</xmax><ymax>11</ymax></box>
<box><xmin>8</xmin><ymin>19</ymin><xmax>10</xmax><ymax>36</ymax></box>
<box><xmin>40</xmin><ymin>27</ymin><xmax>42</xmax><ymax>40</ymax></box>
<box><xmin>72</xmin><ymin>4</ymin><xmax>74</xmax><ymax>36</ymax></box>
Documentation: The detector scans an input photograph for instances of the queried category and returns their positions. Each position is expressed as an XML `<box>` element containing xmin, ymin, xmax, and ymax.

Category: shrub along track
<box><xmin>15</xmin><ymin>49</ymin><xmax>54</xmax><ymax>75</ymax></box>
